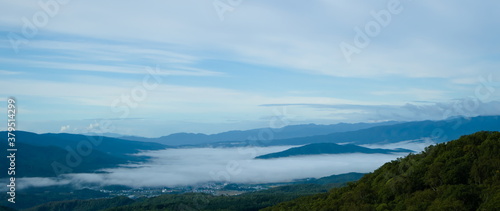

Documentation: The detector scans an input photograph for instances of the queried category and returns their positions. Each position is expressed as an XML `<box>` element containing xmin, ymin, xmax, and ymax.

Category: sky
<box><xmin>1</xmin><ymin>0</ymin><xmax>499</xmax><ymax>137</ymax></box>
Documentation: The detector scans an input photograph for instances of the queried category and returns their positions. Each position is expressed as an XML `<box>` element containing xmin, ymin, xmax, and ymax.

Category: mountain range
<box><xmin>261</xmin><ymin>115</ymin><xmax>500</xmax><ymax>146</ymax></box>
<box><xmin>2</xmin><ymin>115</ymin><xmax>499</xmax><ymax>178</ymax></box>
<box><xmin>119</xmin><ymin>121</ymin><xmax>400</xmax><ymax>146</ymax></box>
<box><xmin>14</xmin><ymin>131</ymin><xmax>499</xmax><ymax>210</ymax></box>
<box><xmin>160</xmin><ymin>115</ymin><xmax>500</xmax><ymax>148</ymax></box>
<box><xmin>0</xmin><ymin>131</ymin><xmax>168</xmax><ymax>177</ymax></box>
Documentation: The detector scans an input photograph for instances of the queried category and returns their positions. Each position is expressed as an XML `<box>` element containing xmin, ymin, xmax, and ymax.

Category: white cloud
<box><xmin>361</xmin><ymin>138</ymin><xmax>437</xmax><ymax>153</ymax></box>
<box><xmin>16</xmin><ymin>177</ymin><xmax>72</xmax><ymax>190</ymax></box>
<box><xmin>0</xmin><ymin>51</ymin><xmax>222</xmax><ymax>77</ymax></box>
<box><xmin>370</xmin><ymin>89</ymin><xmax>449</xmax><ymax>102</ymax></box>
<box><xmin>86</xmin><ymin>123</ymin><xmax>99</xmax><ymax>131</ymax></box>
<box><xmin>2</xmin><ymin>1</ymin><xmax>498</xmax><ymax>79</ymax></box>
<box><xmin>0</xmin><ymin>76</ymin><xmax>370</xmax><ymax>120</ymax></box>
<box><xmin>59</xmin><ymin>125</ymin><xmax>70</xmax><ymax>132</ymax></box>
<box><xmin>0</xmin><ymin>70</ymin><xmax>21</xmax><ymax>75</ymax></box>
<box><xmin>10</xmin><ymin>145</ymin><xmax>410</xmax><ymax>189</ymax></box>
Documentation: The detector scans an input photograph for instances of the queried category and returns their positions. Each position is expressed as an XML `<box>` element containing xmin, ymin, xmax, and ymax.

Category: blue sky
<box><xmin>1</xmin><ymin>0</ymin><xmax>499</xmax><ymax>137</ymax></box>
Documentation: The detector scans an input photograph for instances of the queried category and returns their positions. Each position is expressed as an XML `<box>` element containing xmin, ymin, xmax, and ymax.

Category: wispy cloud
<box><xmin>0</xmin><ymin>1</ymin><xmax>499</xmax><ymax>135</ymax></box>
<box><xmin>0</xmin><ymin>70</ymin><xmax>21</xmax><ymax>75</ymax></box>
<box><xmin>260</xmin><ymin>101</ymin><xmax>500</xmax><ymax>123</ymax></box>
<box><xmin>370</xmin><ymin>89</ymin><xmax>448</xmax><ymax>101</ymax></box>
<box><xmin>59</xmin><ymin>125</ymin><xmax>70</xmax><ymax>132</ymax></box>
<box><xmin>2</xmin><ymin>1</ymin><xmax>498</xmax><ymax>79</ymax></box>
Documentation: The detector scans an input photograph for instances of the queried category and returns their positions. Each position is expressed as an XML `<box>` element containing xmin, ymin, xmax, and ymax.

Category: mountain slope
<box><xmin>263</xmin><ymin>131</ymin><xmax>500</xmax><ymax>210</ymax></box>
<box><xmin>255</xmin><ymin>143</ymin><xmax>412</xmax><ymax>159</ymax></box>
<box><xmin>0</xmin><ymin>131</ymin><xmax>168</xmax><ymax>160</ymax></box>
<box><xmin>103</xmin><ymin>173</ymin><xmax>364</xmax><ymax>211</ymax></box>
<box><xmin>266</xmin><ymin>115</ymin><xmax>500</xmax><ymax>146</ymax></box>
<box><xmin>0</xmin><ymin>131</ymin><xmax>169</xmax><ymax>178</ymax></box>
<box><xmin>17</xmin><ymin>173</ymin><xmax>364</xmax><ymax>211</ymax></box>
<box><xmin>0</xmin><ymin>187</ymin><xmax>111</xmax><ymax>210</ymax></box>
<box><xmin>0</xmin><ymin>143</ymin><xmax>127</xmax><ymax>178</ymax></box>
<box><xmin>120</xmin><ymin>121</ymin><xmax>400</xmax><ymax>146</ymax></box>
<box><xmin>24</xmin><ymin>196</ymin><xmax>134</xmax><ymax>211</ymax></box>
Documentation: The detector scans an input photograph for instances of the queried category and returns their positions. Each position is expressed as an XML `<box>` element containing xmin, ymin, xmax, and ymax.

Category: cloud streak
<box><xmin>1</xmin><ymin>1</ymin><xmax>499</xmax><ymax>136</ymax></box>
<box><xmin>260</xmin><ymin>101</ymin><xmax>500</xmax><ymax>123</ymax></box>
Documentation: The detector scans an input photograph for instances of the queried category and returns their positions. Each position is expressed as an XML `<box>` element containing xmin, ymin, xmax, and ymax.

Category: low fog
<box><xmin>360</xmin><ymin>138</ymin><xmax>437</xmax><ymax>152</ymax></box>
<box><xmin>13</xmin><ymin>140</ymin><xmax>434</xmax><ymax>190</ymax></box>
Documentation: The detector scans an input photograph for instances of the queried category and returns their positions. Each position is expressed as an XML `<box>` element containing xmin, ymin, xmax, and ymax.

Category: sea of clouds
<box><xmin>11</xmin><ymin>139</ymin><xmax>434</xmax><ymax>190</ymax></box>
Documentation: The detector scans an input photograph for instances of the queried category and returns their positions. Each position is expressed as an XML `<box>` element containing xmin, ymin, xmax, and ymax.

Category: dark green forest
<box><xmin>8</xmin><ymin>172</ymin><xmax>363</xmax><ymax>211</ymax></box>
<box><xmin>102</xmin><ymin>173</ymin><xmax>362</xmax><ymax>211</ymax></box>
<box><xmin>264</xmin><ymin>131</ymin><xmax>500</xmax><ymax>210</ymax></box>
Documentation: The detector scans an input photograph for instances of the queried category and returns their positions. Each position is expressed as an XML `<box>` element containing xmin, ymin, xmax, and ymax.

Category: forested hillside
<box><xmin>264</xmin><ymin>131</ymin><xmax>500</xmax><ymax>210</ymax></box>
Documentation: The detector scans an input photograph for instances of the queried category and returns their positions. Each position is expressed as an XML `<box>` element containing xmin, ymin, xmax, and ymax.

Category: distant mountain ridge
<box><xmin>255</xmin><ymin>143</ymin><xmax>413</xmax><ymax>159</ymax></box>
<box><xmin>263</xmin><ymin>115</ymin><xmax>500</xmax><ymax>146</ymax></box>
<box><xmin>0</xmin><ymin>131</ymin><xmax>168</xmax><ymax>159</ymax></box>
<box><xmin>119</xmin><ymin>121</ymin><xmax>400</xmax><ymax>146</ymax></box>
<box><xmin>0</xmin><ymin>131</ymin><xmax>168</xmax><ymax>178</ymax></box>
<box><xmin>1</xmin><ymin>115</ymin><xmax>498</xmax><ymax>177</ymax></box>
<box><xmin>71</xmin><ymin>116</ymin><xmax>500</xmax><ymax>148</ymax></box>
<box><xmin>0</xmin><ymin>143</ymin><xmax>127</xmax><ymax>178</ymax></box>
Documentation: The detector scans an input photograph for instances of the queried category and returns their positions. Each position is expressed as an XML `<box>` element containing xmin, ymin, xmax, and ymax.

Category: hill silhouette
<box><xmin>256</xmin><ymin>143</ymin><xmax>412</xmax><ymax>159</ymax></box>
